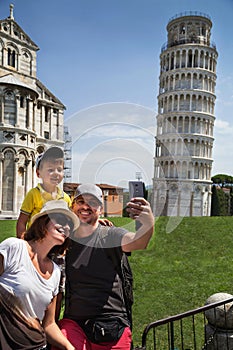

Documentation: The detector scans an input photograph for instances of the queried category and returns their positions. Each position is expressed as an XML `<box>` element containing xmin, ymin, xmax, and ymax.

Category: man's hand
<box><xmin>98</xmin><ymin>218</ymin><xmax>114</xmax><ymax>227</ymax></box>
<box><xmin>126</xmin><ymin>197</ymin><xmax>154</xmax><ymax>226</ymax></box>
<box><xmin>122</xmin><ymin>197</ymin><xmax>155</xmax><ymax>252</ymax></box>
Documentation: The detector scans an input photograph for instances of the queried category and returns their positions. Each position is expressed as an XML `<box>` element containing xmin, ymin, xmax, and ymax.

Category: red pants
<box><xmin>52</xmin><ymin>318</ymin><xmax>132</xmax><ymax>350</ymax></box>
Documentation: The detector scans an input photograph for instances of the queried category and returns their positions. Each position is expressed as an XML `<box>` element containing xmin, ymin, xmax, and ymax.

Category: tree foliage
<box><xmin>211</xmin><ymin>174</ymin><xmax>233</xmax><ymax>187</ymax></box>
<box><xmin>211</xmin><ymin>174</ymin><xmax>233</xmax><ymax>216</ymax></box>
<box><xmin>211</xmin><ymin>185</ymin><xmax>220</xmax><ymax>216</ymax></box>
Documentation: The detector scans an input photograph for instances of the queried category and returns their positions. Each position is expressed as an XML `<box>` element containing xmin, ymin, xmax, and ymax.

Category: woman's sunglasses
<box><xmin>49</xmin><ymin>213</ymin><xmax>74</xmax><ymax>232</ymax></box>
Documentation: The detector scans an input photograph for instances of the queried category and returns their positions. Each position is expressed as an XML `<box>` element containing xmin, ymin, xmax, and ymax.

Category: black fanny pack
<box><xmin>78</xmin><ymin>318</ymin><xmax>125</xmax><ymax>344</ymax></box>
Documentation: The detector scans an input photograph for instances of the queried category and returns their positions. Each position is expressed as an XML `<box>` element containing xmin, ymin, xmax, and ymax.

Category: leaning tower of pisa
<box><xmin>153</xmin><ymin>12</ymin><xmax>218</xmax><ymax>217</ymax></box>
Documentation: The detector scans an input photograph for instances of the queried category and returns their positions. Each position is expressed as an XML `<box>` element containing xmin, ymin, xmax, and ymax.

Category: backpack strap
<box><xmin>98</xmin><ymin>226</ymin><xmax>133</xmax><ymax>330</ymax></box>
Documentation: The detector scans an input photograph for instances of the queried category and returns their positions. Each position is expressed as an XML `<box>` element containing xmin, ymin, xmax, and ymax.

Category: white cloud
<box><xmin>78</xmin><ymin>123</ymin><xmax>154</xmax><ymax>139</ymax></box>
<box><xmin>65</xmin><ymin>102</ymin><xmax>156</xmax><ymax>141</ymax></box>
<box><xmin>68</xmin><ymin>105</ymin><xmax>233</xmax><ymax>185</ymax></box>
<box><xmin>212</xmin><ymin>129</ymin><xmax>233</xmax><ymax>176</ymax></box>
<box><xmin>66</xmin><ymin>102</ymin><xmax>156</xmax><ymax>185</ymax></box>
<box><xmin>214</xmin><ymin>119</ymin><xmax>233</xmax><ymax>134</ymax></box>
<box><xmin>72</xmin><ymin>137</ymin><xmax>154</xmax><ymax>185</ymax></box>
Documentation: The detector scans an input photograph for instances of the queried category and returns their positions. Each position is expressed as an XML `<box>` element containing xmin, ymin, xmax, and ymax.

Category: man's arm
<box><xmin>121</xmin><ymin>197</ymin><xmax>155</xmax><ymax>252</ymax></box>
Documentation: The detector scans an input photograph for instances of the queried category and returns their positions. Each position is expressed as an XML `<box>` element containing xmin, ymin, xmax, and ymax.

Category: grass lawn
<box><xmin>1</xmin><ymin>216</ymin><xmax>233</xmax><ymax>346</ymax></box>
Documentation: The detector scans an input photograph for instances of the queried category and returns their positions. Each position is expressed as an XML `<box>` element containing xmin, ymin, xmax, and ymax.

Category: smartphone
<box><xmin>129</xmin><ymin>181</ymin><xmax>145</xmax><ymax>199</ymax></box>
<box><xmin>128</xmin><ymin>181</ymin><xmax>146</xmax><ymax>230</ymax></box>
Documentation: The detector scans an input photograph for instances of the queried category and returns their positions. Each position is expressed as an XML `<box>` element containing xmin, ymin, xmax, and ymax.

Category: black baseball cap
<box><xmin>36</xmin><ymin>146</ymin><xmax>64</xmax><ymax>170</ymax></box>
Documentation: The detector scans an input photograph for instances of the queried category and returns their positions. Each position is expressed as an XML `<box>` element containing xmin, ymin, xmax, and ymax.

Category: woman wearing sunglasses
<box><xmin>0</xmin><ymin>200</ymin><xmax>79</xmax><ymax>350</ymax></box>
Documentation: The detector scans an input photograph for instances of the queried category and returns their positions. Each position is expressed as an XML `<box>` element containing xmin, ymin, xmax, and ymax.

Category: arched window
<box><xmin>180</xmin><ymin>23</ymin><xmax>186</xmax><ymax>35</ymax></box>
<box><xmin>2</xmin><ymin>150</ymin><xmax>14</xmax><ymax>211</ymax></box>
<box><xmin>18</xmin><ymin>153</ymin><xmax>27</xmax><ymax>187</ymax></box>
<box><xmin>4</xmin><ymin>90</ymin><xmax>15</xmax><ymax>125</ymax></box>
<box><xmin>18</xmin><ymin>166</ymin><xmax>25</xmax><ymax>186</ymax></box>
<box><xmin>21</xmin><ymin>50</ymin><xmax>32</xmax><ymax>75</ymax></box>
<box><xmin>188</xmin><ymin>50</ymin><xmax>192</xmax><ymax>68</ymax></box>
<box><xmin>8</xmin><ymin>48</ymin><xmax>16</xmax><ymax>67</ymax></box>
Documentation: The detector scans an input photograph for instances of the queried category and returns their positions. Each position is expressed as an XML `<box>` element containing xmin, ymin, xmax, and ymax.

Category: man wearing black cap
<box><xmin>53</xmin><ymin>183</ymin><xmax>155</xmax><ymax>350</ymax></box>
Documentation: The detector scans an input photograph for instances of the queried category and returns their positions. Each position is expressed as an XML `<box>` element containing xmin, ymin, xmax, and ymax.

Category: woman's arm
<box><xmin>42</xmin><ymin>296</ymin><xmax>75</xmax><ymax>350</ymax></box>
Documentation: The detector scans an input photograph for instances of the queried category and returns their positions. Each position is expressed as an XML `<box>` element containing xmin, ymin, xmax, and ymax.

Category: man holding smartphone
<box><xmin>52</xmin><ymin>183</ymin><xmax>154</xmax><ymax>350</ymax></box>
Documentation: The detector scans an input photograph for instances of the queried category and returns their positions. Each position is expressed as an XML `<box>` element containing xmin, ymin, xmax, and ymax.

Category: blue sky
<box><xmin>1</xmin><ymin>0</ymin><xmax>233</xmax><ymax>187</ymax></box>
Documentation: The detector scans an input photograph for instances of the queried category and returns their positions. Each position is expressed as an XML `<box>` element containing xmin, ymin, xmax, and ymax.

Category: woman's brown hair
<box><xmin>24</xmin><ymin>214</ymin><xmax>70</xmax><ymax>257</ymax></box>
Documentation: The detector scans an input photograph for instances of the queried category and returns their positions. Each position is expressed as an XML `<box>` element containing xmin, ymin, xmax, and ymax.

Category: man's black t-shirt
<box><xmin>64</xmin><ymin>225</ymin><xmax>130</xmax><ymax>325</ymax></box>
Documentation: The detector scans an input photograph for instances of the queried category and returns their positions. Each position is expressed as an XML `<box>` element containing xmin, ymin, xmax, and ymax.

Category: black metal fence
<box><xmin>135</xmin><ymin>296</ymin><xmax>233</xmax><ymax>350</ymax></box>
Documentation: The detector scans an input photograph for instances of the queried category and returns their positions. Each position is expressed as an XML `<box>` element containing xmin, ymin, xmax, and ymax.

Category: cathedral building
<box><xmin>0</xmin><ymin>5</ymin><xmax>66</xmax><ymax>218</ymax></box>
<box><xmin>153</xmin><ymin>12</ymin><xmax>218</xmax><ymax>217</ymax></box>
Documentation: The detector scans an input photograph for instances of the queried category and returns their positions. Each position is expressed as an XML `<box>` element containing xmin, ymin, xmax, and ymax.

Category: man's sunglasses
<box><xmin>73</xmin><ymin>198</ymin><xmax>101</xmax><ymax>208</ymax></box>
